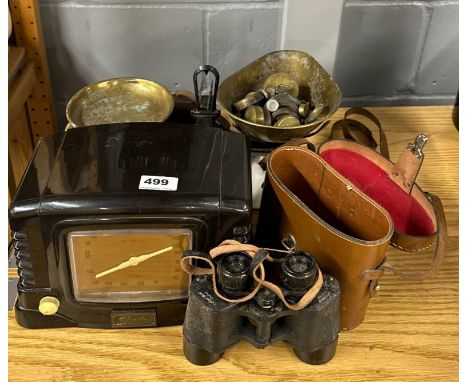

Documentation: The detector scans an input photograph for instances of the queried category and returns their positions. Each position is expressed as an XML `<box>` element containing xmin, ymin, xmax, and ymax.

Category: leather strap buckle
<box><xmin>361</xmin><ymin>258</ymin><xmax>387</xmax><ymax>298</ymax></box>
<box><xmin>368</xmin><ymin>280</ymin><xmax>381</xmax><ymax>298</ymax></box>
<box><xmin>391</xmin><ymin>134</ymin><xmax>428</xmax><ymax>194</ymax></box>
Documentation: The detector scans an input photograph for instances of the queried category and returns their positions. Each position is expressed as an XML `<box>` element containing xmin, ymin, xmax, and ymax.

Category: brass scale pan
<box><xmin>66</xmin><ymin>78</ymin><xmax>175</xmax><ymax>129</ymax></box>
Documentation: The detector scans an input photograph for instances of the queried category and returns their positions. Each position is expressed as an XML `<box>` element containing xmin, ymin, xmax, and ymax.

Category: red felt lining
<box><xmin>320</xmin><ymin>149</ymin><xmax>435</xmax><ymax>236</ymax></box>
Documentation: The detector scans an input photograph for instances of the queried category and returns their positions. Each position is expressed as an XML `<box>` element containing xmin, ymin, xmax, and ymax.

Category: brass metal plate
<box><xmin>66</xmin><ymin>78</ymin><xmax>174</xmax><ymax>128</ymax></box>
<box><xmin>111</xmin><ymin>310</ymin><xmax>157</xmax><ymax>328</ymax></box>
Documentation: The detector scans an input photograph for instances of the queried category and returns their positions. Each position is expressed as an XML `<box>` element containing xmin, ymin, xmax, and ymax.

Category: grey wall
<box><xmin>39</xmin><ymin>0</ymin><xmax>458</xmax><ymax>128</ymax></box>
<box><xmin>334</xmin><ymin>0</ymin><xmax>459</xmax><ymax>106</ymax></box>
<box><xmin>40</xmin><ymin>0</ymin><xmax>284</xmax><ymax>127</ymax></box>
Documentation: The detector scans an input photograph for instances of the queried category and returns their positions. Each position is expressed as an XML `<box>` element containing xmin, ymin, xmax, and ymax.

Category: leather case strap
<box><xmin>180</xmin><ymin>243</ymin><xmax>266</xmax><ymax>304</ymax></box>
<box><xmin>360</xmin><ymin>194</ymin><xmax>445</xmax><ymax>296</ymax></box>
<box><xmin>330</xmin><ymin>107</ymin><xmax>390</xmax><ymax>159</ymax></box>
<box><xmin>379</xmin><ymin>193</ymin><xmax>446</xmax><ymax>281</ymax></box>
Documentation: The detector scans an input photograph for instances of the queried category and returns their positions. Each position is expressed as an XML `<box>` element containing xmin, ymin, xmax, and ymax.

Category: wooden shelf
<box><xmin>9</xmin><ymin>0</ymin><xmax>56</xmax><ymax>142</ymax></box>
<box><xmin>8</xmin><ymin>0</ymin><xmax>56</xmax><ymax>200</ymax></box>
<box><xmin>8</xmin><ymin>46</ymin><xmax>26</xmax><ymax>84</ymax></box>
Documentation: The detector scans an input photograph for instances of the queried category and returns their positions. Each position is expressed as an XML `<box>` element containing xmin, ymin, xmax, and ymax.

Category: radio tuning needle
<box><xmin>95</xmin><ymin>246</ymin><xmax>173</xmax><ymax>279</ymax></box>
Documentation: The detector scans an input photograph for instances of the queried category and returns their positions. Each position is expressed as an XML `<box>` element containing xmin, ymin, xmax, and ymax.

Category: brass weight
<box><xmin>262</xmin><ymin>73</ymin><xmax>299</xmax><ymax>97</ymax></box>
<box><xmin>263</xmin><ymin>105</ymin><xmax>272</xmax><ymax>125</ymax></box>
<box><xmin>305</xmin><ymin>104</ymin><xmax>325</xmax><ymax>123</ymax></box>
<box><xmin>271</xmin><ymin>94</ymin><xmax>299</xmax><ymax>113</ymax></box>
<box><xmin>274</xmin><ymin>115</ymin><xmax>301</xmax><ymax>128</ymax></box>
<box><xmin>272</xmin><ymin>93</ymin><xmax>301</xmax><ymax>106</ymax></box>
<box><xmin>244</xmin><ymin>105</ymin><xmax>265</xmax><ymax>124</ymax></box>
<box><xmin>233</xmin><ymin>81</ymin><xmax>306</xmax><ymax>127</ymax></box>
<box><xmin>265</xmin><ymin>98</ymin><xmax>280</xmax><ymax>112</ymax></box>
<box><xmin>265</xmin><ymin>86</ymin><xmax>277</xmax><ymax>98</ymax></box>
<box><xmin>272</xmin><ymin>107</ymin><xmax>300</xmax><ymax>121</ymax></box>
<box><xmin>298</xmin><ymin>102</ymin><xmax>310</xmax><ymax>118</ymax></box>
<box><xmin>233</xmin><ymin>90</ymin><xmax>267</xmax><ymax>111</ymax></box>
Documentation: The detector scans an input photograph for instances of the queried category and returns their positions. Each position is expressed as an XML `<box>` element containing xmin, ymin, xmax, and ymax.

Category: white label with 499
<box><xmin>138</xmin><ymin>175</ymin><xmax>179</xmax><ymax>191</ymax></box>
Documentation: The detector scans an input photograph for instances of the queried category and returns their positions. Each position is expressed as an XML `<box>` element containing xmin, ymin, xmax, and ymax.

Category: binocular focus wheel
<box><xmin>293</xmin><ymin>336</ymin><xmax>339</xmax><ymax>365</ymax></box>
<box><xmin>183</xmin><ymin>337</ymin><xmax>224</xmax><ymax>366</ymax></box>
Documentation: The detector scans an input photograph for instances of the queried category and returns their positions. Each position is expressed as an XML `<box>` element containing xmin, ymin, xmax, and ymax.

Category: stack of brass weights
<box><xmin>232</xmin><ymin>73</ymin><xmax>324</xmax><ymax>128</ymax></box>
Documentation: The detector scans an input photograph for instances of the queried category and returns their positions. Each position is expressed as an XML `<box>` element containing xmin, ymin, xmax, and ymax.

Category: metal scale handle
<box><xmin>191</xmin><ymin>65</ymin><xmax>226</xmax><ymax>129</ymax></box>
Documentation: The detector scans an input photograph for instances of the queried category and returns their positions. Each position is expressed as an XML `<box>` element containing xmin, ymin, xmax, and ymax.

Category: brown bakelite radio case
<box><xmin>9</xmin><ymin>122</ymin><xmax>252</xmax><ymax>329</ymax></box>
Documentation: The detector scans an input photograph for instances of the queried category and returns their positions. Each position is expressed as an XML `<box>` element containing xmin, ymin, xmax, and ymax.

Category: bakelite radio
<box><xmin>9</xmin><ymin>122</ymin><xmax>252</xmax><ymax>328</ymax></box>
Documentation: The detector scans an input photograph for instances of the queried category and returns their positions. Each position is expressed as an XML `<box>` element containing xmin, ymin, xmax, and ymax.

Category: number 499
<box><xmin>144</xmin><ymin>178</ymin><xmax>169</xmax><ymax>186</ymax></box>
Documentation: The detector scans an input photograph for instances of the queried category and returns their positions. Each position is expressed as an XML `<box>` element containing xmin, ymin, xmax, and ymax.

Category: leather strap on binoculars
<box><xmin>180</xmin><ymin>241</ymin><xmax>265</xmax><ymax>304</ymax></box>
<box><xmin>180</xmin><ymin>240</ymin><xmax>324</xmax><ymax>310</ymax></box>
<box><xmin>211</xmin><ymin>241</ymin><xmax>324</xmax><ymax>310</ymax></box>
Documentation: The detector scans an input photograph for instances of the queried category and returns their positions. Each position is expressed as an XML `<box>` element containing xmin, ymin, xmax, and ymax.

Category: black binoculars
<box><xmin>182</xmin><ymin>250</ymin><xmax>340</xmax><ymax>365</ymax></box>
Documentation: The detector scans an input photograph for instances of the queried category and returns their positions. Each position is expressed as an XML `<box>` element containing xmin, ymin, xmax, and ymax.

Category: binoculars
<box><xmin>182</xmin><ymin>249</ymin><xmax>340</xmax><ymax>365</ymax></box>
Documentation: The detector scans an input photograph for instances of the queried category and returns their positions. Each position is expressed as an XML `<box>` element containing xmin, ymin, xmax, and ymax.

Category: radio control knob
<box><xmin>38</xmin><ymin>296</ymin><xmax>60</xmax><ymax>315</ymax></box>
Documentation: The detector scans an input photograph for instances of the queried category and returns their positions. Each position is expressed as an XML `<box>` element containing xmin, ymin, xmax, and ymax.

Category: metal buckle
<box><xmin>369</xmin><ymin>280</ymin><xmax>381</xmax><ymax>298</ymax></box>
<box><xmin>281</xmin><ymin>234</ymin><xmax>297</xmax><ymax>252</ymax></box>
<box><xmin>407</xmin><ymin>134</ymin><xmax>428</xmax><ymax>159</ymax></box>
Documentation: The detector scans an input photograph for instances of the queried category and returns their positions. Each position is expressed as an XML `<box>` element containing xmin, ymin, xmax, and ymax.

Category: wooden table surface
<box><xmin>8</xmin><ymin>106</ymin><xmax>459</xmax><ymax>381</ymax></box>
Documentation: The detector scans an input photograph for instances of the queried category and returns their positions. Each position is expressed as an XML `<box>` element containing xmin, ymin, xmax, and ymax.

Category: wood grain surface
<box><xmin>9</xmin><ymin>107</ymin><xmax>34</xmax><ymax>189</ymax></box>
<box><xmin>8</xmin><ymin>106</ymin><xmax>459</xmax><ymax>381</ymax></box>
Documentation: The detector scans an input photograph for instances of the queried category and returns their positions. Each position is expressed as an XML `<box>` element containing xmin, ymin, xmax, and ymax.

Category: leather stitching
<box><xmin>390</xmin><ymin>239</ymin><xmax>436</xmax><ymax>252</ymax></box>
<box><xmin>268</xmin><ymin>146</ymin><xmax>394</xmax><ymax>247</ymax></box>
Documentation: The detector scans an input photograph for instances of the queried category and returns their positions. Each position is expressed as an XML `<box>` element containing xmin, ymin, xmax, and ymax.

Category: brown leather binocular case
<box><xmin>255</xmin><ymin>114</ymin><xmax>446</xmax><ymax>330</ymax></box>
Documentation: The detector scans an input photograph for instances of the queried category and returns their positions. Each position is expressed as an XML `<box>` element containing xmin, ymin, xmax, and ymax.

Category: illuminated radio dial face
<box><xmin>67</xmin><ymin>229</ymin><xmax>192</xmax><ymax>303</ymax></box>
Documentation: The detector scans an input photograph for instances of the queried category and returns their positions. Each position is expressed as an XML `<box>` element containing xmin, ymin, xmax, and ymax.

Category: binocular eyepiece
<box><xmin>216</xmin><ymin>250</ymin><xmax>317</xmax><ymax>300</ymax></box>
<box><xmin>281</xmin><ymin>252</ymin><xmax>317</xmax><ymax>292</ymax></box>
<box><xmin>217</xmin><ymin>251</ymin><xmax>252</xmax><ymax>297</ymax></box>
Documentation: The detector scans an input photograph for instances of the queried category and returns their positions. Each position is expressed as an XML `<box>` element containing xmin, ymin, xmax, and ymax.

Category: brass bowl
<box><xmin>66</xmin><ymin>77</ymin><xmax>174</xmax><ymax>128</ymax></box>
<box><xmin>218</xmin><ymin>50</ymin><xmax>342</xmax><ymax>143</ymax></box>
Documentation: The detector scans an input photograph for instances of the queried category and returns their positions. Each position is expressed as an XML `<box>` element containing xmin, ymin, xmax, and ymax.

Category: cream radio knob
<box><xmin>38</xmin><ymin>296</ymin><xmax>60</xmax><ymax>315</ymax></box>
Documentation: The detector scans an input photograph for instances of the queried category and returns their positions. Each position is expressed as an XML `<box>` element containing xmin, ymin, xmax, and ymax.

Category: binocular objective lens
<box><xmin>217</xmin><ymin>252</ymin><xmax>252</xmax><ymax>293</ymax></box>
<box><xmin>281</xmin><ymin>252</ymin><xmax>317</xmax><ymax>292</ymax></box>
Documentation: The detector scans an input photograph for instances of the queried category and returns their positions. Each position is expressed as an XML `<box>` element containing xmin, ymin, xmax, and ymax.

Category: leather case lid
<box><xmin>319</xmin><ymin>140</ymin><xmax>437</xmax><ymax>251</ymax></box>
